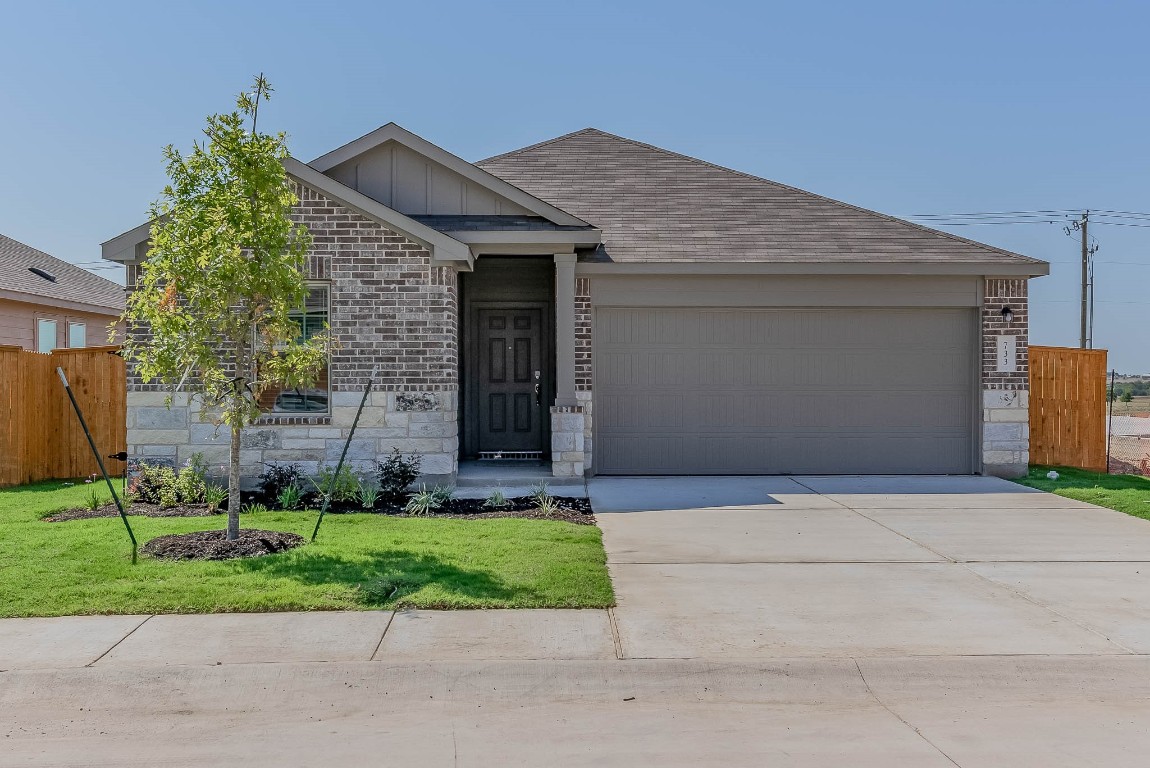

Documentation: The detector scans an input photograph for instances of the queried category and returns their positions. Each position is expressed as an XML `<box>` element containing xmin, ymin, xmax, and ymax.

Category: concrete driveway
<box><xmin>591</xmin><ymin>475</ymin><xmax>1150</xmax><ymax>659</ymax></box>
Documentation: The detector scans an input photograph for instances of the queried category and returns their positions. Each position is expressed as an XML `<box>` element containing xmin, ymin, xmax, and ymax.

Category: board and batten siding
<box><xmin>327</xmin><ymin>141</ymin><xmax>534</xmax><ymax>217</ymax></box>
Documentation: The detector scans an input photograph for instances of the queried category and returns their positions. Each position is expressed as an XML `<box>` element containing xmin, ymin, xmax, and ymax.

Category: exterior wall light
<box><xmin>1001</xmin><ymin>306</ymin><xmax>1014</xmax><ymax>325</ymax></box>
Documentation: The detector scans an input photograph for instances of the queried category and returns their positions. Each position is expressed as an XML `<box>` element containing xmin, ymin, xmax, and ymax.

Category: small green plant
<box><xmin>405</xmin><ymin>485</ymin><xmax>443</xmax><ymax>516</ymax></box>
<box><xmin>431</xmin><ymin>484</ymin><xmax>453</xmax><ymax>504</ymax></box>
<box><xmin>537</xmin><ymin>494</ymin><xmax>561</xmax><ymax>517</ymax></box>
<box><xmin>531</xmin><ymin>480</ymin><xmax>552</xmax><ymax>504</ymax></box>
<box><xmin>356</xmin><ymin>479</ymin><xmax>381</xmax><ymax>511</ymax></box>
<box><xmin>259</xmin><ymin>462</ymin><xmax>303</xmax><ymax>502</ymax></box>
<box><xmin>203</xmin><ymin>483</ymin><xmax>227</xmax><ymax>512</ymax></box>
<box><xmin>243</xmin><ymin>501</ymin><xmax>269</xmax><ymax>515</ymax></box>
<box><xmin>483</xmin><ymin>488</ymin><xmax>508</xmax><ymax>509</ymax></box>
<box><xmin>311</xmin><ymin>464</ymin><xmax>359</xmax><ymax>503</ymax></box>
<box><xmin>276</xmin><ymin>484</ymin><xmax>304</xmax><ymax>511</ymax></box>
<box><xmin>375</xmin><ymin>449</ymin><xmax>422</xmax><ymax>502</ymax></box>
<box><xmin>84</xmin><ymin>485</ymin><xmax>103</xmax><ymax>512</ymax></box>
<box><xmin>531</xmin><ymin>480</ymin><xmax>560</xmax><ymax>516</ymax></box>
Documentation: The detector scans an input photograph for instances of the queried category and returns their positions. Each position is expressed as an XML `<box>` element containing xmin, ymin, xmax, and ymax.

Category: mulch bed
<box><xmin>44</xmin><ymin>502</ymin><xmax>218</xmax><ymax>522</ymax></box>
<box><xmin>381</xmin><ymin>496</ymin><xmax>594</xmax><ymax>525</ymax></box>
<box><xmin>141</xmin><ymin>529</ymin><xmax>306</xmax><ymax>561</ymax></box>
<box><xmin>46</xmin><ymin>496</ymin><xmax>595</xmax><ymax>525</ymax></box>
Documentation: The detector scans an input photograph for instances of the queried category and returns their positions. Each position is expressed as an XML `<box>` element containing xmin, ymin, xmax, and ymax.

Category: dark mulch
<box><xmin>141</xmin><ymin>529</ymin><xmax>306</xmax><ymax>561</ymax></box>
<box><xmin>349</xmin><ymin>495</ymin><xmax>595</xmax><ymax>525</ymax></box>
<box><xmin>46</xmin><ymin>495</ymin><xmax>596</xmax><ymax>525</ymax></box>
<box><xmin>44</xmin><ymin>502</ymin><xmax>219</xmax><ymax>522</ymax></box>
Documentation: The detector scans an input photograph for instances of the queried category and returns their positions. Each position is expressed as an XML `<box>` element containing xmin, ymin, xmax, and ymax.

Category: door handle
<box><xmin>535</xmin><ymin>383</ymin><xmax>541</xmax><ymax>406</ymax></box>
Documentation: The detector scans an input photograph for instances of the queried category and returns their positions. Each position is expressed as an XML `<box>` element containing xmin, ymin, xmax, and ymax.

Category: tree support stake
<box><xmin>57</xmin><ymin>367</ymin><xmax>137</xmax><ymax>563</ymax></box>
<box><xmin>311</xmin><ymin>367</ymin><xmax>379</xmax><ymax>542</ymax></box>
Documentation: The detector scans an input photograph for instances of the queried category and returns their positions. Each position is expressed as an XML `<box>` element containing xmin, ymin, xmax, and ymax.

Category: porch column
<box><xmin>554</xmin><ymin>254</ymin><xmax>578</xmax><ymax>407</ymax></box>
<box><xmin>551</xmin><ymin>253</ymin><xmax>585</xmax><ymax>478</ymax></box>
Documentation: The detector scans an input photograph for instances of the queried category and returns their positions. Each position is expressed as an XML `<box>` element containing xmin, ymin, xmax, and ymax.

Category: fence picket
<box><xmin>0</xmin><ymin>346</ymin><xmax>126</xmax><ymax>486</ymax></box>
<box><xmin>1028</xmin><ymin>345</ymin><xmax>1107</xmax><ymax>472</ymax></box>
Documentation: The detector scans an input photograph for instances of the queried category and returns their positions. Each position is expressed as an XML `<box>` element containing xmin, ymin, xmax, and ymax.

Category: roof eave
<box><xmin>0</xmin><ymin>287</ymin><xmax>124</xmax><ymax>314</ymax></box>
<box><xmin>100</xmin><ymin>158</ymin><xmax>475</xmax><ymax>268</ymax></box>
<box><xmin>574</xmin><ymin>260</ymin><xmax>1049</xmax><ymax>277</ymax></box>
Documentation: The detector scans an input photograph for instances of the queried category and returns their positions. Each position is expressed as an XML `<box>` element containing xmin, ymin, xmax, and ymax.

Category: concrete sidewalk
<box><xmin>0</xmin><ymin>609</ymin><xmax>618</xmax><ymax>670</ymax></box>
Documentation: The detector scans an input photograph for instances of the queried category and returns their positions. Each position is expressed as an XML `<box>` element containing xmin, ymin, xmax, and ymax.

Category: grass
<box><xmin>0</xmin><ymin>480</ymin><xmax>614</xmax><ymax>618</ymax></box>
<box><xmin>1014</xmin><ymin>466</ymin><xmax>1150</xmax><ymax>521</ymax></box>
<box><xmin>1108</xmin><ymin>396</ymin><xmax>1150</xmax><ymax>416</ymax></box>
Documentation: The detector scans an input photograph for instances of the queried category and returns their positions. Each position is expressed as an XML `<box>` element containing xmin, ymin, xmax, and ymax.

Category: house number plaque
<box><xmin>996</xmin><ymin>334</ymin><xmax>1017</xmax><ymax>373</ymax></box>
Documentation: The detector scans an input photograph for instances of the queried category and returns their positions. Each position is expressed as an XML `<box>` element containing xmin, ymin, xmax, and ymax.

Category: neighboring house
<box><xmin>102</xmin><ymin>125</ymin><xmax>1048</xmax><ymax>481</ymax></box>
<box><xmin>0</xmin><ymin>233</ymin><xmax>124</xmax><ymax>352</ymax></box>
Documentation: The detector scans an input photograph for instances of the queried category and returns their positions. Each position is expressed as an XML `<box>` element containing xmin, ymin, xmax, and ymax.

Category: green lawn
<box><xmin>1014</xmin><ymin>466</ymin><xmax>1150</xmax><ymax>521</ymax></box>
<box><xmin>0</xmin><ymin>480</ymin><xmax>614</xmax><ymax>618</ymax></box>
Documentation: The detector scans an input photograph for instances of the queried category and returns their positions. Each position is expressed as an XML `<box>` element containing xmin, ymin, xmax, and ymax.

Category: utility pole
<box><xmin>1080</xmin><ymin>211</ymin><xmax>1089</xmax><ymax>349</ymax></box>
<box><xmin>1066</xmin><ymin>211</ymin><xmax>1098</xmax><ymax>349</ymax></box>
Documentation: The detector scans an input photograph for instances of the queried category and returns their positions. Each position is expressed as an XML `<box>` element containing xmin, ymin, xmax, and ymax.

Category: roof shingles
<box><xmin>0</xmin><ymin>234</ymin><xmax>124</xmax><ymax>312</ymax></box>
<box><xmin>478</xmin><ymin>128</ymin><xmax>1043</xmax><ymax>267</ymax></box>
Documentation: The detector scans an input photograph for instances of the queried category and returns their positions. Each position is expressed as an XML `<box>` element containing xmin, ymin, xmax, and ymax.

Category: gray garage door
<box><xmin>595</xmin><ymin>308</ymin><xmax>975</xmax><ymax>475</ymax></box>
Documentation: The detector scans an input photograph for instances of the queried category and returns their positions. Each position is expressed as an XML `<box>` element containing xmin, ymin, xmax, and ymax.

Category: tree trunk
<box><xmin>227</xmin><ymin>423</ymin><xmax>241</xmax><ymax>540</ymax></box>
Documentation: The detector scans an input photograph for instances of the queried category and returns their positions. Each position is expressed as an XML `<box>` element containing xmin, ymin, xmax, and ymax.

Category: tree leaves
<box><xmin>121</xmin><ymin>75</ymin><xmax>324</xmax><ymax>432</ymax></box>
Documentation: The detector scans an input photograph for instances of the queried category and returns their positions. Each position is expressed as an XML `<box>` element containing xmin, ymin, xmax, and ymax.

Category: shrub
<box><xmin>483</xmin><ymin>488</ymin><xmax>508</xmax><ymax>509</ymax></box>
<box><xmin>375</xmin><ymin>449</ymin><xmax>421</xmax><ymax>502</ymax></box>
<box><xmin>259</xmin><ymin>462</ymin><xmax>302</xmax><ymax>502</ymax></box>
<box><xmin>311</xmin><ymin>464</ymin><xmax>359</xmax><ymax>504</ymax></box>
<box><xmin>128</xmin><ymin>463</ymin><xmax>177</xmax><ymax>506</ymax></box>
<box><xmin>174</xmin><ymin>453</ymin><xmax>208</xmax><ymax>504</ymax></box>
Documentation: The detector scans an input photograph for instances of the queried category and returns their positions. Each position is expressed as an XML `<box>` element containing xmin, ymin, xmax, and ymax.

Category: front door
<box><xmin>476</xmin><ymin>308</ymin><xmax>545</xmax><ymax>455</ymax></box>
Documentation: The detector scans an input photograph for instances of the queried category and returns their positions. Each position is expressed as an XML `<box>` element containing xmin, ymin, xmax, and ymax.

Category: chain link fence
<box><xmin>1106</xmin><ymin>373</ymin><xmax>1150</xmax><ymax>476</ymax></box>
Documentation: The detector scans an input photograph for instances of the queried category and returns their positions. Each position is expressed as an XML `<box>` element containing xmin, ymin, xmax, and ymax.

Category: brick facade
<box><xmin>981</xmin><ymin>278</ymin><xmax>1028</xmax><ymax>390</ymax></box>
<box><xmin>125</xmin><ymin>181</ymin><xmax>461</xmax><ymax>483</ymax></box>
<box><xmin>574</xmin><ymin>277</ymin><xmax>592</xmax><ymax>391</ymax></box>
<box><xmin>980</xmin><ymin>278</ymin><xmax>1029</xmax><ymax>478</ymax></box>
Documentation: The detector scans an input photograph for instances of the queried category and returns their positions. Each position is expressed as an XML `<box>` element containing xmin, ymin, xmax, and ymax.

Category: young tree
<box><xmin>122</xmin><ymin>75</ymin><xmax>327</xmax><ymax>540</ymax></box>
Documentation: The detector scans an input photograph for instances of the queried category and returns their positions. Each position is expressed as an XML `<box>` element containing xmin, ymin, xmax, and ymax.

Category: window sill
<box><xmin>256</xmin><ymin>414</ymin><xmax>332</xmax><ymax>426</ymax></box>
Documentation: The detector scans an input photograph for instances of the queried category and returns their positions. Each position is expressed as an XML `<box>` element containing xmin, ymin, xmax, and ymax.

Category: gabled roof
<box><xmin>102</xmin><ymin>158</ymin><xmax>474</xmax><ymax>267</ymax></box>
<box><xmin>478</xmin><ymin>128</ymin><xmax>1048</xmax><ymax>274</ymax></box>
<box><xmin>1</xmin><ymin>233</ymin><xmax>124</xmax><ymax>313</ymax></box>
<box><xmin>310</xmin><ymin>123</ymin><xmax>590</xmax><ymax>228</ymax></box>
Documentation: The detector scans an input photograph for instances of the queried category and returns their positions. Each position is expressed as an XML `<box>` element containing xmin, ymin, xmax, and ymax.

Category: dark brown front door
<box><xmin>476</xmin><ymin>308</ymin><xmax>545</xmax><ymax>454</ymax></box>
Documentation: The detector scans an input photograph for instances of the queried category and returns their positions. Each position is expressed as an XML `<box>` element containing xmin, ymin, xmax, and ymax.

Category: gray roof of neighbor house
<box><xmin>0</xmin><ymin>233</ymin><xmax>124</xmax><ymax>313</ymax></box>
<box><xmin>478</xmin><ymin>128</ymin><xmax>1047</xmax><ymax>270</ymax></box>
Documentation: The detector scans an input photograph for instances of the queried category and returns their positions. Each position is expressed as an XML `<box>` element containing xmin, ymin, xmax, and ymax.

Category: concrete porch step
<box><xmin>454</xmin><ymin>461</ymin><xmax>587</xmax><ymax>498</ymax></box>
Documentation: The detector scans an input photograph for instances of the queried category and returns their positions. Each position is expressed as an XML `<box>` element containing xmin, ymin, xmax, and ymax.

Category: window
<box><xmin>36</xmin><ymin>318</ymin><xmax>57</xmax><ymax>353</ymax></box>
<box><xmin>260</xmin><ymin>285</ymin><xmax>330</xmax><ymax>414</ymax></box>
<box><xmin>68</xmin><ymin>321</ymin><xmax>86</xmax><ymax>349</ymax></box>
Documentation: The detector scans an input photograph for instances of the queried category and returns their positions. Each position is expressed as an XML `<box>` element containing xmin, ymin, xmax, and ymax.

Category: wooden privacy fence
<box><xmin>1029</xmin><ymin>345</ymin><xmax>1108</xmax><ymax>472</ymax></box>
<box><xmin>0</xmin><ymin>345</ymin><xmax>126</xmax><ymax>487</ymax></box>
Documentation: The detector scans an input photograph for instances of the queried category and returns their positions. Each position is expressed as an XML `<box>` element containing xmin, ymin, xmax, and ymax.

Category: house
<box><xmin>102</xmin><ymin>125</ymin><xmax>1048</xmax><ymax>481</ymax></box>
<box><xmin>1</xmin><ymin>233</ymin><xmax>124</xmax><ymax>352</ymax></box>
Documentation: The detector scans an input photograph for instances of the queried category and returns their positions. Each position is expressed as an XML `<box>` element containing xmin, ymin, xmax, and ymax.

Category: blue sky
<box><xmin>2</xmin><ymin>1</ymin><xmax>1148</xmax><ymax>370</ymax></box>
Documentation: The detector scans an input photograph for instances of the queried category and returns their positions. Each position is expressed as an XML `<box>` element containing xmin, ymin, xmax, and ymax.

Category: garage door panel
<box><xmin>596</xmin><ymin>308</ymin><xmax>974</xmax><ymax>475</ymax></box>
